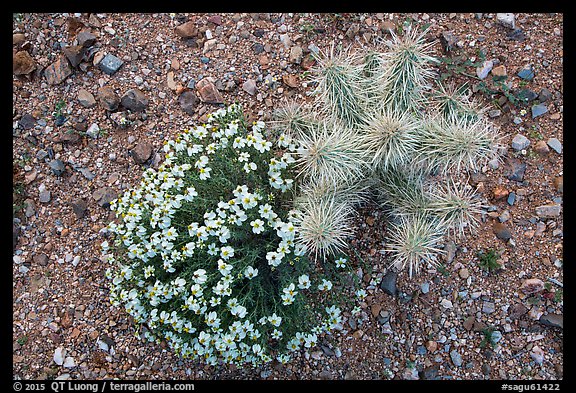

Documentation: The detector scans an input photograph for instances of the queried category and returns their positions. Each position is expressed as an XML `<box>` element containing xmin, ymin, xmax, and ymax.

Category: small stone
<box><xmin>531</xmin><ymin>104</ymin><xmax>548</xmax><ymax>119</ymax></box>
<box><xmin>520</xmin><ymin>278</ymin><xmax>545</xmax><ymax>295</ymax></box>
<box><xmin>511</xmin><ymin>134</ymin><xmax>530</xmax><ymax>151</ymax></box>
<box><xmin>450</xmin><ymin>350</ymin><xmax>463</xmax><ymax>367</ymax></box>
<box><xmin>491</xmin><ymin>65</ymin><xmax>507</xmax><ymax>77</ymax></box>
<box><xmin>76</xmin><ymin>31</ymin><xmax>97</xmax><ymax>48</ymax></box>
<box><xmin>420</xmin><ymin>282</ymin><xmax>430</xmax><ymax>294</ymax></box>
<box><xmin>77</xmin><ymin>89</ymin><xmax>96</xmax><ymax>108</ymax></box>
<box><xmin>196</xmin><ymin>78</ymin><xmax>224</xmax><ymax>104</ymax></box>
<box><xmin>44</xmin><ymin>56</ymin><xmax>73</xmax><ymax>85</ymax></box>
<box><xmin>535</xmin><ymin>204</ymin><xmax>561</xmax><ymax>218</ymax></box>
<box><xmin>530</xmin><ymin>346</ymin><xmax>544</xmax><ymax>365</ymax></box>
<box><xmin>131</xmin><ymin>142</ymin><xmax>153</xmax><ymax>164</ymax></box>
<box><xmin>517</xmin><ymin>65</ymin><xmax>535</xmax><ymax>81</ymax></box>
<box><xmin>175</xmin><ymin>21</ymin><xmax>198</xmax><ymax>38</ymax></box>
<box><xmin>553</xmin><ymin>176</ymin><xmax>563</xmax><ymax>193</ymax></box>
<box><xmin>546</xmin><ymin>138</ymin><xmax>562</xmax><ymax>154</ymax></box>
<box><xmin>463</xmin><ymin>316</ymin><xmax>475</xmax><ymax>331</ymax></box>
<box><xmin>493</xmin><ymin>222</ymin><xmax>512</xmax><ymax>241</ymax></box>
<box><xmin>509</xmin><ymin>303</ymin><xmax>528</xmax><ymax>319</ymax></box>
<box><xmin>476</xmin><ymin>60</ymin><xmax>494</xmax><ymax>80</ymax></box>
<box><xmin>49</xmin><ymin>159</ymin><xmax>66</xmax><ymax>176</ymax></box>
<box><xmin>62</xmin><ymin>45</ymin><xmax>86</xmax><ymax>67</ymax></box>
<box><xmin>13</xmin><ymin>50</ymin><xmax>37</xmax><ymax>75</ymax></box>
<box><xmin>242</xmin><ymin>79</ymin><xmax>258</xmax><ymax>96</ymax></box>
<box><xmin>54</xmin><ymin>347</ymin><xmax>64</xmax><ymax>366</ymax></box>
<box><xmin>121</xmin><ymin>89</ymin><xmax>149</xmax><ymax>112</ymax></box>
<box><xmin>440</xmin><ymin>299</ymin><xmax>453</xmax><ymax>309</ymax></box>
<box><xmin>177</xmin><ymin>91</ymin><xmax>200</xmax><ymax>115</ymax></box>
<box><xmin>69</xmin><ymin>199</ymin><xmax>88</xmax><ymax>219</ymax></box>
<box><xmin>505</xmin><ymin>158</ymin><xmax>526</xmax><ymax>182</ymax></box>
<box><xmin>493</xmin><ymin>186</ymin><xmax>509</xmax><ymax>200</ymax></box>
<box><xmin>534</xmin><ymin>140</ymin><xmax>550</xmax><ymax>155</ymax></box>
<box><xmin>92</xmin><ymin>187</ymin><xmax>118</xmax><ymax>208</ymax></box>
<box><xmin>539</xmin><ymin>313</ymin><xmax>563</xmax><ymax>329</ymax></box>
<box><xmin>289</xmin><ymin>45</ymin><xmax>303</xmax><ymax>64</ymax></box>
<box><xmin>97</xmin><ymin>86</ymin><xmax>120</xmax><ymax>111</ymax></box>
<box><xmin>98</xmin><ymin>53</ymin><xmax>124</xmax><ymax>75</ymax></box>
<box><xmin>440</xmin><ymin>31</ymin><xmax>459</xmax><ymax>52</ymax></box>
<box><xmin>39</xmin><ymin>190</ymin><xmax>51</xmax><ymax>203</ymax></box>
<box><xmin>380</xmin><ymin>270</ymin><xmax>397</xmax><ymax>297</ymax></box>
<box><xmin>496</xmin><ymin>13</ymin><xmax>515</xmax><ymax>29</ymax></box>
<box><xmin>482</xmin><ymin>301</ymin><xmax>496</xmax><ymax>314</ymax></box>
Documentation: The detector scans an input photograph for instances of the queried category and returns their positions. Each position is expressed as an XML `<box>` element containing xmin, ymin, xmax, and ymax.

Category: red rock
<box><xmin>175</xmin><ymin>21</ymin><xmax>198</xmax><ymax>38</ymax></box>
<box><xmin>520</xmin><ymin>278</ymin><xmax>545</xmax><ymax>294</ymax></box>
<box><xmin>196</xmin><ymin>78</ymin><xmax>224</xmax><ymax>103</ymax></box>
<box><xmin>13</xmin><ymin>51</ymin><xmax>36</xmax><ymax>75</ymax></box>
<box><xmin>44</xmin><ymin>56</ymin><xmax>73</xmax><ymax>85</ymax></box>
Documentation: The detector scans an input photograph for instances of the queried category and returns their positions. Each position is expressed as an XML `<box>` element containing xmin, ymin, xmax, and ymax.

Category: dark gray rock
<box><xmin>19</xmin><ymin>114</ymin><xmax>36</xmax><ymax>130</ymax></box>
<box><xmin>380</xmin><ymin>270</ymin><xmax>398</xmax><ymax>297</ymax></box>
<box><xmin>76</xmin><ymin>31</ymin><xmax>97</xmax><ymax>48</ymax></box>
<box><xmin>92</xmin><ymin>187</ymin><xmax>118</xmax><ymax>208</ymax></box>
<box><xmin>121</xmin><ymin>89</ymin><xmax>148</xmax><ymax>112</ymax></box>
<box><xmin>99</xmin><ymin>54</ymin><xmax>124</xmax><ymax>75</ymax></box>
<box><xmin>49</xmin><ymin>159</ymin><xmax>66</xmax><ymax>176</ymax></box>
<box><xmin>97</xmin><ymin>86</ymin><xmax>120</xmax><ymax>111</ymax></box>
<box><xmin>177</xmin><ymin>91</ymin><xmax>200</xmax><ymax>115</ymax></box>
<box><xmin>505</xmin><ymin>158</ymin><xmax>526</xmax><ymax>182</ymax></box>
<box><xmin>539</xmin><ymin>313</ymin><xmax>563</xmax><ymax>329</ymax></box>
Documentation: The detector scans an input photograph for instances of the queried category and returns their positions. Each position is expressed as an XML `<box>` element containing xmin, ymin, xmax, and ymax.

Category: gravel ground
<box><xmin>13</xmin><ymin>12</ymin><xmax>563</xmax><ymax>381</ymax></box>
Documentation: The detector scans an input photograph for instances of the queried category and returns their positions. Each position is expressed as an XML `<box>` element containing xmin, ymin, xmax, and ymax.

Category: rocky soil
<box><xmin>13</xmin><ymin>12</ymin><xmax>563</xmax><ymax>381</ymax></box>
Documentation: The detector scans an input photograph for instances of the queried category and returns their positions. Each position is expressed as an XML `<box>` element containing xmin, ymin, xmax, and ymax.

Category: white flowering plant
<box><xmin>102</xmin><ymin>104</ymin><xmax>358</xmax><ymax>366</ymax></box>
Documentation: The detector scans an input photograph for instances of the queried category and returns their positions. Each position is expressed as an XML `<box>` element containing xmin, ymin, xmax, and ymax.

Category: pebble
<box><xmin>380</xmin><ymin>270</ymin><xmax>397</xmax><ymax>297</ymax></box>
<box><xmin>482</xmin><ymin>301</ymin><xmax>496</xmax><ymax>314</ymax></box>
<box><xmin>440</xmin><ymin>299</ymin><xmax>453</xmax><ymax>309</ymax></box>
<box><xmin>420</xmin><ymin>282</ymin><xmax>430</xmax><ymax>294</ymax></box>
<box><xmin>121</xmin><ymin>89</ymin><xmax>149</xmax><ymax>112</ymax></box>
<box><xmin>517</xmin><ymin>65</ymin><xmax>535</xmax><ymax>81</ymax></box>
<box><xmin>546</xmin><ymin>138</ymin><xmax>562</xmax><ymax>154</ymax></box>
<box><xmin>511</xmin><ymin>134</ymin><xmax>530</xmax><ymax>151</ymax></box>
<box><xmin>531</xmin><ymin>104</ymin><xmax>548</xmax><ymax>118</ymax></box>
<box><xmin>450</xmin><ymin>350</ymin><xmax>463</xmax><ymax>367</ymax></box>
<box><xmin>476</xmin><ymin>60</ymin><xmax>493</xmax><ymax>80</ymax></box>
<box><xmin>99</xmin><ymin>54</ymin><xmax>124</xmax><ymax>75</ymax></box>
<box><xmin>39</xmin><ymin>190</ymin><xmax>51</xmax><ymax>203</ymax></box>
<box><xmin>535</xmin><ymin>204</ymin><xmax>561</xmax><ymax>218</ymax></box>
<box><xmin>49</xmin><ymin>159</ymin><xmax>66</xmax><ymax>176</ymax></box>
<box><xmin>493</xmin><ymin>222</ymin><xmax>512</xmax><ymax>241</ymax></box>
<box><xmin>242</xmin><ymin>79</ymin><xmax>258</xmax><ymax>96</ymax></box>
<box><xmin>539</xmin><ymin>313</ymin><xmax>563</xmax><ymax>329</ymax></box>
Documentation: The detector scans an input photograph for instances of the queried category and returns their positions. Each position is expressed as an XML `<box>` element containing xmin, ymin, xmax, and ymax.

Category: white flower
<box><xmin>220</xmin><ymin>246</ymin><xmax>235</xmax><ymax>260</ymax></box>
<box><xmin>243</xmin><ymin>162</ymin><xmax>257</xmax><ymax>173</ymax></box>
<box><xmin>250</xmin><ymin>219</ymin><xmax>265</xmax><ymax>234</ymax></box>
<box><xmin>199</xmin><ymin>166</ymin><xmax>212</xmax><ymax>180</ymax></box>
<box><xmin>318</xmin><ymin>279</ymin><xmax>333</xmax><ymax>291</ymax></box>
<box><xmin>192</xmin><ymin>269</ymin><xmax>208</xmax><ymax>284</ymax></box>
<box><xmin>297</xmin><ymin>274</ymin><xmax>311</xmax><ymax>289</ymax></box>
<box><xmin>335</xmin><ymin>257</ymin><xmax>347</xmax><ymax>268</ymax></box>
<box><xmin>268</xmin><ymin>313</ymin><xmax>282</xmax><ymax>327</ymax></box>
<box><xmin>266</xmin><ymin>251</ymin><xmax>284</xmax><ymax>267</ymax></box>
<box><xmin>244</xmin><ymin>266</ymin><xmax>258</xmax><ymax>279</ymax></box>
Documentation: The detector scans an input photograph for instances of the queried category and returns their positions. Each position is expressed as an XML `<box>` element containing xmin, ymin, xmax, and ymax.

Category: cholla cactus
<box><xmin>276</xmin><ymin>21</ymin><xmax>500</xmax><ymax>276</ymax></box>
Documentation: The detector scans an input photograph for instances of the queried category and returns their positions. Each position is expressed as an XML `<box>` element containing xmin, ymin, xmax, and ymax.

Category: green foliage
<box><xmin>477</xmin><ymin>248</ymin><xmax>501</xmax><ymax>273</ymax></box>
